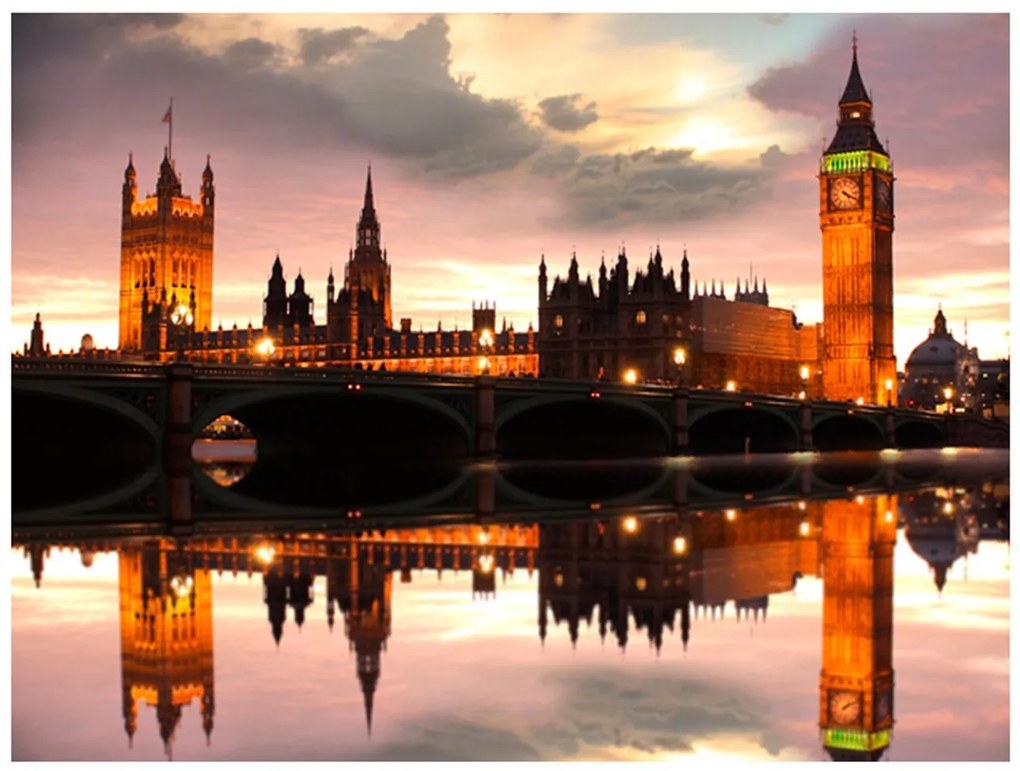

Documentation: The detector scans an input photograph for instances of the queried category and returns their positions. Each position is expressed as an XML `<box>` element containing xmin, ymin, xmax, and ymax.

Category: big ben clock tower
<box><xmin>820</xmin><ymin>37</ymin><xmax>896</xmax><ymax>404</ymax></box>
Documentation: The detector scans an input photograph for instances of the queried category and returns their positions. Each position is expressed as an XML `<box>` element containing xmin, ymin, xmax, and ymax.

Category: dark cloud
<box><xmin>747</xmin><ymin>15</ymin><xmax>1008</xmax><ymax>171</ymax></box>
<box><xmin>298</xmin><ymin>26</ymin><xmax>370</xmax><ymax>65</ymax></box>
<box><xmin>223</xmin><ymin>37</ymin><xmax>281</xmax><ymax>70</ymax></box>
<box><xmin>358</xmin><ymin>671</ymin><xmax>788</xmax><ymax>761</ymax></box>
<box><xmin>538</xmin><ymin>93</ymin><xmax>599</xmax><ymax>132</ymax></box>
<box><xmin>12</xmin><ymin>14</ymin><xmax>543</xmax><ymax>180</ymax></box>
<box><xmin>533</xmin><ymin>144</ymin><xmax>766</xmax><ymax>226</ymax></box>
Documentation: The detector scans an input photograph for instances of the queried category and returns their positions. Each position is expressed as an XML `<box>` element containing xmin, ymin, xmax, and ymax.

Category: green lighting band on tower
<box><xmin>820</xmin><ymin>150</ymin><xmax>892</xmax><ymax>174</ymax></box>
<box><xmin>823</xmin><ymin>728</ymin><xmax>891</xmax><ymax>752</ymax></box>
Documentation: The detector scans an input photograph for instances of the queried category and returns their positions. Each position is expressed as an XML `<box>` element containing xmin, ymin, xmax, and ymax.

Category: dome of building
<box><xmin>905</xmin><ymin>309</ymin><xmax>963</xmax><ymax>367</ymax></box>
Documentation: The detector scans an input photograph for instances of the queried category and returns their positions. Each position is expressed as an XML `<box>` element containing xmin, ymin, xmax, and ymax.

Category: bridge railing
<box><xmin>10</xmin><ymin>356</ymin><xmax>948</xmax><ymax>421</ymax></box>
<box><xmin>10</xmin><ymin>357</ymin><xmax>165</xmax><ymax>378</ymax></box>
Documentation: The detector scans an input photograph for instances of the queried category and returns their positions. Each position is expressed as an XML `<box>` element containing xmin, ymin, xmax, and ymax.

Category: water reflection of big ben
<box><xmin>819</xmin><ymin>496</ymin><xmax>896</xmax><ymax>760</ymax></box>
<box><xmin>119</xmin><ymin>540</ymin><xmax>215</xmax><ymax>757</ymax></box>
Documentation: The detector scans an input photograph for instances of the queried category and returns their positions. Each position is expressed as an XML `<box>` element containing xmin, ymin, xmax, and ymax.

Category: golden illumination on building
<box><xmin>118</xmin><ymin>540</ymin><xmax>215</xmax><ymax>756</ymax></box>
<box><xmin>119</xmin><ymin>151</ymin><xmax>214</xmax><ymax>352</ymax></box>
<box><xmin>819</xmin><ymin>42</ymin><xmax>896</xmax><ymax>404</ymax></box>
<box><xmin>818</xmin><ymin>493</ymin><xmax>896</xmax><ymax>760</ymax></box>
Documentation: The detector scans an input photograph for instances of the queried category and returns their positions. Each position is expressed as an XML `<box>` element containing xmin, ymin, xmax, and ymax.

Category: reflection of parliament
<box><xmin>24</xmin><ymin>489</ymin><xmax>1006</xmax><ymax>761</ymax></box>
<box><xmin>31</xmin><ymin>44</ymin><xmax>904</xmax><ymax>402</ymax></box>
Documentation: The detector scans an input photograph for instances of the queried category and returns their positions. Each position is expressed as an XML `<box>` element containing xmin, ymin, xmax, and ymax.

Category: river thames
<box><xmin>11</xmin><ymin>448</ymin><xmax>1009</xmax><ymax>762</ymax></box>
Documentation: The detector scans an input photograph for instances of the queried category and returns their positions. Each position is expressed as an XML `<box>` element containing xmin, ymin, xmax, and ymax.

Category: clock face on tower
<box><xmin>828</xmin><ymin>690</ymin><xmax>862</xmax><ymax>726</ymax></box>
<box><xmin>876</xmin><ymin>176</ymin><xmax>892</xmax><ymax>213</ymax></box>
<box><xmin>828</xmin><ymin>176</ymin><xmax>861</xmax><ymax>211</ymax></box>
<box><xmin>875</xmin><ymin>689</ymin><xmax>892</xmax><ymax>725</ymax></box>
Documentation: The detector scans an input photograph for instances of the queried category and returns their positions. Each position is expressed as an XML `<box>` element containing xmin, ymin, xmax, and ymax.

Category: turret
<box><xmin>538</xmin><ymin>254</ymin><xmax>548</xmax><ymax>303</ymax></box>
<box><xmin>680</xmin><ymin>248</ymin><xmax>690</xmax><ymax>300</ymax></box>
<box><xmin>123</xmin><ymin>153</ymin><xmax>137</xmax><ymax>213</ymax></box>
<box><xmin>201</xmin><ymin>155</ymin><xmax>214</xmax><ymax>212</ymax></box>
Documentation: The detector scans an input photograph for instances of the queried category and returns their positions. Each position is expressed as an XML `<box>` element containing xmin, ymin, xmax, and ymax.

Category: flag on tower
<box><xmin>162</xmin><ymin>104</ymin><xmax>172</xmax><ymax>124</ymax></box>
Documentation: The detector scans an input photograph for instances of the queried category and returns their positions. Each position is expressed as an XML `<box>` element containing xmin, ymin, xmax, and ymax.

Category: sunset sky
<box><xmin>9</xmin><ymin>12</ymin><xmax>1011</xmax><ymax>362</ymax></box>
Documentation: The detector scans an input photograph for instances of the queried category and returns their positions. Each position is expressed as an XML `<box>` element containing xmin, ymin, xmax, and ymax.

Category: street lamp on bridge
<box><xmin>673</xmin><ymin>346</ymin><xmax>687</xmax><ymax>388</ymax></box>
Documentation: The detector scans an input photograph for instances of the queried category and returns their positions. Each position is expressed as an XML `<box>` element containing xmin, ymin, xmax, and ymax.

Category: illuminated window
<box><xmin>636</xmin><ymin>310</ymin><xmax>647</xmax><ymax>325</ymax></box>
<box><xmin>554</xmin><ymin>315</ymin><xmax>564</xmax><ymax>329</ymax></box>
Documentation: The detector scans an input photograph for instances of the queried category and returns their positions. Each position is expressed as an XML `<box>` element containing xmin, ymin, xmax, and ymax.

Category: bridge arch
<box><xmin>193</xmin><ymin>385</ymin><xmax>474</xmax><ymax>461</ymax></box>
<box><xmin>812</xmin><ymin>412</ymin><xmax>885</xmax><ymax>451</ymax></box>
<box><xmin>495</xmin><ymin>394</ymin><xmax>671</xmax><ymax>459</ymax></box>
<box><xmin>12</xmin><ymin>383</ymin><xmax>160</xmax><ymax>510</ymax></box>
<box><xmin>688</xmin><ymin>404</ymin><xmax>799</xmax><ymax>454</ymax></box>
<box><xmin>895</xmin><ymin>417</ymin><xmax>946</xmax><ymax>448</ymax></box>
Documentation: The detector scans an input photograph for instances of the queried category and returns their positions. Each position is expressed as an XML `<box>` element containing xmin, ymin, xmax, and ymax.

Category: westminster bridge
<box><xmin>11</xmin><ymin>357</ymin><xmax>1008</xmax><ymax>526</ymax></box>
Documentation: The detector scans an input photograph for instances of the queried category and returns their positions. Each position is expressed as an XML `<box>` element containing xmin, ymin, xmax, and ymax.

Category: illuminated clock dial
<box><xmin>829</xmin><ymin>176</ymin><xmax>861</xmax><ymax>210</ymax></box>
<box><xmin>829</xmin><ymin>690</ymin><xmax>862</xmax><ymax>726</ymax></box>
<box><xmin>876</xmin><ymin>177</ymin><xmax>892</xmax><ymax>212</ymax></box>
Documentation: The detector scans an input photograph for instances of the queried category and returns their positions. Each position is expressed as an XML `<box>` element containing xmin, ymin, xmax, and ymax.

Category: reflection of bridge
<box><xmin>14</xmin><ymin>358</ymin><xmax>974</xmax><ymax>470</ymax></box>
<box><xmin>13</xmin><ymin>442</ymin><xmax>1010</xmax><ymax>532</ymax></box>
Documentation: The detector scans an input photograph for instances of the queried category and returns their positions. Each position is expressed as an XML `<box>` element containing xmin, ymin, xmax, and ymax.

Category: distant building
<box><xmin>136</xmin><ymin>168</ymin><xmax>539</xmax><ymax>376</ymax></box>
<box><xmin>537</xmin><ymin>246</ymin><xmax>821</xmax><ymax>394</ymax></box>
<box><xmin>902</xmin><ymin>308</ymin><xmax>981</xmax><ymax>411</ymax></box>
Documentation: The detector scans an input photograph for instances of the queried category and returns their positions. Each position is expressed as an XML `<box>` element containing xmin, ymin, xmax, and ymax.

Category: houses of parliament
<box><xmin>22</xmin><ymin>42</ymin><xmax>900</xmax><ymax>404</ymax></box>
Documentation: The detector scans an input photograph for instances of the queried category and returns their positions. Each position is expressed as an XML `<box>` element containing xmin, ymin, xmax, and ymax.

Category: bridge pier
<box><xmin>798</xmin><ymin>402</ymin><xmax>813</xmax><ymax>451</ymax></box>
<box><xmin>475</xmin><ymin>376</ymin><xmax>496</xmax><ymax>458</ymax></box>
<box><xmin>673</xmin><ymin>388</ymin><xmax>689</xmax><ymax>455</ymax></box>
<box><xmin>164</xmin><ymin>363</ymin><xmax>194</xmax><ymax>529</ymax></box>
<box><xmin>672</xmin><ymin>467</ymin><xmax>689</xmax><ymax>508</ymax></box>
<box><xmin>475</xmin><ymin>467</ymin><xmax>495</xmax><ymax>517</ymax></box>
<box><xmin>884</xmin><ymin>409</ymin><xmax>897</xmax><ymax>449</ymax></box>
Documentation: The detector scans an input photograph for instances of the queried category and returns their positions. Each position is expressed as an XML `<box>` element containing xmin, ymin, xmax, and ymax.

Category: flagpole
<box><xmin>168</xmin><ymin>97</ymin><xmax>173</xmax><ymax>162</ymax></box>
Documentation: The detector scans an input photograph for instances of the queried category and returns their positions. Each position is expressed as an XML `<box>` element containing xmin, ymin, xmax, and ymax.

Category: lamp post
<box><xmin>885</xmin><ymin>378</ymin><xmax>894</xmax><ymax>407</ymax></box>
<box><xmin>254</xmin><ymin>336</ymin><xmax>276</xmax><ymax>365</ymax></box>
<box><xmin>799</xmin><ymin>364</ymin><xmax>810</xmax><ymax>399</ymax></box>
<box><xmin>943</xmin><ymin>386</ymin><xmax>954</xmax><ymax>414</ymax></box>
<box><xmin>673</xmin><ymin>346</ymin><xmax>687</xmax><ymax>388</ymax></box>
<box><xmin>169</xmin><ymin>303</ymin><xmax>194</xmax><ymax>361</ymax></box>
<box><xmin>479</xmin><ymin>328</ymin><xmax>493</xmax><ymax>375</ymax></box>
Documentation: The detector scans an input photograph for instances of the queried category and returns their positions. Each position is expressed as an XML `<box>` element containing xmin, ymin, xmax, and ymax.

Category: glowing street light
<box><xmin>799</xmin><ymin>521</ymin><xmax>811</xmax><ymax>537</ymax></box>
<box><xmin>479</xmin><ymin>328</ymin><xmax>494</xmax><ymax>348</ymax></box>
<box><xmin>725</xmin><ymin>509</ymin><xmax>737</xmax><ymax>522</ymax></box>
<box><xmin>672</xmin><ymin>535</ymin><xmax>687</xmax><ymax>554</ymax></box>
<box><xmin>622</xmin><ymin>516</ymin><xmax>639</xmax><ymax>533</ymax></box>
<box><xmin>725</xmin><ymin>380</ymin><xmax>737</xmax><ymax>392</ymax></box>
<box><xmin>799</xmin><ymin>364</ymin><xmax>811</xmax><ymax>381</ymax></box>
<box><xmin>255</xmin><ymin>336</ymin><xmax>275</xmax><ymax>359</ymax></box>
<box><xmin>623</xmin><ymin>368</ymin><xmax>638</xmax><ymax>385</ymax></box>
<box><xmin>255</xmin><ymin>544</ymin><xmax>276</xmax><ymax>565</ymax></box>
<box><xmin>885</xmin><ymin>378</ymin><xmax>894</xmax><ymax>407</ymax></box>
<box><xmin>478</xmin><ymin>554</ymin><xmax>495</xmax><ymax>574</ymax></box>
<box><xmin>673</xmin><ymin>346</ymin><xmax>687</xmax><ymax>387</ymax></box>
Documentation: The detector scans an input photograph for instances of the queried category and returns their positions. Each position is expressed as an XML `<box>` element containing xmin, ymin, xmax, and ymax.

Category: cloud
<box><xmin>538</xmin><ymin>93</ymin><xmax>599</xmax><ymax>132</ymax></box>
<box><xmin>359</xmin><ymin>670</ymin><xmax>791</xmax><ymax>761</ymax></box>
<box><xmin>12</xmin><ymin>14</ymin><xmax>543</xmax><ymax>180</ymax></box>
<box><xmin>223</xmin><ymin>37</ymin><xmax>282</xmax><ymax>70</ymax></box>
<box><xmin>746</xmin><ymin>15</ymin><xmax>1008</xmax><ymax>172</ymax></box>
<box><xmin>532</xmin><ymin>144</ymin><xmax>766</xmax><ymax>226</ymax></box>
<box><xmin>297</xmin><ymin>26</ymin><xmax>370</xmax><ymax>65</ymax></box>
